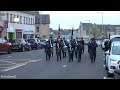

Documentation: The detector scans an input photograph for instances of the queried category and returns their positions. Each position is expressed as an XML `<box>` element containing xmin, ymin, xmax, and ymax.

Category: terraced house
<box><xmin>0</xmin><ymin>11</ymin><xmax>36</xmax><ymax>39</ymax></box>
<box><xmin>78</xmin><ymin>22</ymin><xmax>120</xmax><ymax>39</ymax></box>
<box><xmin>35</xmin><ymin>12</ymin><xmax>50</xmax><ymax>39</ymax></box>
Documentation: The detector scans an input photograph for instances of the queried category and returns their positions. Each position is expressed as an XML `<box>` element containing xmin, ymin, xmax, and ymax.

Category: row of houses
<box><xmin>78</xmin><ymin>22</ymin><xmax>120</xmax><ymax>39</ymax></box>
<box><xmin>0</xmin><ymin>11</ymin><xmax>50</xmax><ymax>40</ymax></box>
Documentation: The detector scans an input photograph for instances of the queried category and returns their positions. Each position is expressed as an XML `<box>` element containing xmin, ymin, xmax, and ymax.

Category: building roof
<box><xmin>81</xmin><ymin>23</ymin><xmax>93</xmax><ymax>31</ymax></box>
<box><xmin>35</xmin><ymin>14</ymin><xmax>50</xmax><ymax>24</ymax></box>
<box><xmin>81</xmin><ymin>23</ymin><xmax>120</xmax><ymax>32</ymax></box>
<box><xmin>19</xmin><ymin>11</ymin><xmax>36</xmax><ymax>15</ymax></box>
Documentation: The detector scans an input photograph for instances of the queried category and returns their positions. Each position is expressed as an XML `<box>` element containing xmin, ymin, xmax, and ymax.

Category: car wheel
<box><xmin>107</xmin><ymin>69</ymin><xmax>112</xmax><ymax>77</ymax></box>
<box><xmin>36</xmin><ymin>46</ymin><xmax>38</xmax><ymax>50</ymax></box>
<box><xmin>8</xmin><ymin>47</ymin><xmax>12</xmax><ymax>54</ymax></box>
<box><xmin>22</xmin><ymin>46</ymin><xmax>25</xmax><ymax>52</ymax></box>
<box><xmin>29</xmin><ymin>47</ymin><xmax>31</xmax><ymax>51</ymax></box>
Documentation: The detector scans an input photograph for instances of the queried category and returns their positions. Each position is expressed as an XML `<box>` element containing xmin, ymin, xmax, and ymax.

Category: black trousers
<box><xmin>82</xmin><ymin>46</ymin><xmax>84</xmax><ymax>53</ymax></box>
<box><xmin>57</xmin><ymin>50</ymin><xmax>61</xmax><ymax>61</ymax></box>
<box><xmin>62</xmin><ymin>48</ymin><xmax>66</xmax><ymax>58</ymax></box>
<box><xmin>78</xmin><ymin>52</ymin><xmax>82</xmax><ymax>62</ymax></box>
<box><xmin>69</xmin><ymin>51</ymin><xmax>73</xmax><ymax>62</ymax></box>
<box><xmin>90</xmin><ymin>51</ymin><xmax>96</xmax><ymax>62</ymax></box>
<box><xmin>51</xmin><ymin>47</ymin><xmax>53</xmax><ymax>56</ymax></box>
<box><xmin>46</xmin><ymin>50</ymin><xmax>51</xmax><ymax>61</ymax></box>
<box><xmin>75</xmin><ymin>50</ymin><xmax>77</xmax><ymax>59</ymax></box>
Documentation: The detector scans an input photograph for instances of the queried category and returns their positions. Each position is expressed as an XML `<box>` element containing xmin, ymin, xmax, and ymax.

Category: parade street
<box><xmin>0</xmin><ymin>46</ymin><xmax>113</xmax><ymax>79</ymax></box>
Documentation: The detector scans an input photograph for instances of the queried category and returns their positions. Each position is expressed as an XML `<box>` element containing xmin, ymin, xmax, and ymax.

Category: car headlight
<box><xmin>110</xmin><ymin>59</ymin><xmax>118</xmax><ymax>64</ymax></box>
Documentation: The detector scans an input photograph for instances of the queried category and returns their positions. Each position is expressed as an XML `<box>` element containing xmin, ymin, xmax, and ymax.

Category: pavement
<box><xmin>0</xmin><ymin>46</ymin><xmax>114</xmax><ymax>79</ymax></box>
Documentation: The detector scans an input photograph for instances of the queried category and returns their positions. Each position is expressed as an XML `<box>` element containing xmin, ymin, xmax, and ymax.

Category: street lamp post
<box><xmin>97</xmin><ymin>12</ymin><xmax>104</xmax><ymax>38</ymax></box>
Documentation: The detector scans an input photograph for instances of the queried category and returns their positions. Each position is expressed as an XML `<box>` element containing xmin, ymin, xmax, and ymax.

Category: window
<box><xmin>24</xmin><ymin>17</ymin><xmax>25</xmax><ymax>24</ymax></box>
<box><xmin>36</xmin><ymin>27</ymin><xmax>39</xmax><ymax>32</ymax></box>
<box><xmin>29</xmin><ymin>18</ymin><xmax>30</xmax><ymax>25</ymax></box>
<box><xmin>26</xmin><ymin>17</ymin><xmax>27</xmax><ymax>24</ymax></box>
<box><xmin>13</xmin><ymin>14</ymin><xmax>16</xmax><ymax>23</ymax></box>
<box><xmin>17</xmin><ymin>15</ymin><xmax>19</xmax><ymax>23</ymax></box>
<box><xmin>31</xmin><ymin>18</ymin><xmax>33</xmax><ymax>25</ymax></box>
<box><xmin>10</xmin><ymin>14</ymin><xmax>12</xmax><ymax>23</ymax></box>
<box><xmin>30</xmin><ymin>18</ymin><xmax>32</xmax><ymax>25</ymax></box>
<box><xmin>33</xmin><ymin>18</ymin><xmax>34</xmax><ymax>25</ymax></box>
<box><xmin>6</xmin><ymin>13</ymin><xmax>9</xmax><ymax>22</ymax></box>
<box><xmin>20</xmin><ymin>16</ymin><xmax>22</xmax><ymax>24</ymax></box>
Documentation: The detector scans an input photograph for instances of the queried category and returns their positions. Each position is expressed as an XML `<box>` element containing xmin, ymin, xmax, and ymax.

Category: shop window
<box><xmin>10</xmin><ymin>14</ymin><xmax>12</xmax><ymax>23</ymax></box>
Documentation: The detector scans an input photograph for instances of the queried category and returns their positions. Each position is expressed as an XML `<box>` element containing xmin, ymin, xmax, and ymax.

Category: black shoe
<box><xmin>91</xmin><ymin>61</ymin><xmax>93</xmax><ymax>63</ymax></box>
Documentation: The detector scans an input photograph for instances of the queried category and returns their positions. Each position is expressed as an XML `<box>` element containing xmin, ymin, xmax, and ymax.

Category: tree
<box><xmin>90</xmin><ymin>26</ymin><xmax>102</xmax><ymax>39</ymax></box>
<box><xmin>104</xmin><ymin>31</ymin><xmax>108</xmax><ymax>38</ymax></box>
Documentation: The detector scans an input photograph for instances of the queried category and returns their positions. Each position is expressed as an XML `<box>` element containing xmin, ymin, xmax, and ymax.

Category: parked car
<box><xmin>110</xmin><ymin>35</ymin><xmax>120</xmax><ymax>42</ymax></box>
<box><xmin>105</xmin><ymin>41</ymin><xmax>120</xmax><ymax>77</ymax></box>
<box><xmin>40</xmin><ymin>39</ymin><xmax>48</xmax><ymax>48</ymax></box>
<box><xmin>11</xmin><ymin>39</ymin><xmax>31</xmax><ymax>52</ymax></box>
<box><xmin>114</xmin><ymin>62</ymin><xmax>120</xmax><ymax>79</ymax></box>
<box><xmin>28</xmin><ymin>38</ymin><xmax>41</xmax><ymax>50</ymax></box>
<box><xmin>0</xmin><ymin>38</ymin><xmax>12</xmax><ymax>54</ymax></box>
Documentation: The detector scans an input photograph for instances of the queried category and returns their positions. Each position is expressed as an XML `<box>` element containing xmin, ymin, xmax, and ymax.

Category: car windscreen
<box><xmin>12</xmin><ymin>39</ymin><xmax>22</xmax><ymax>43</ymax></box>
<box><xmin>112</xmin><ymin>46</ymin><xmax>120</xmax><ymax>55</ymax></box>
<box><xmin>111</xmin><ymin>37</ymin><xmax>120</xmax><ymax>42</ymax></box>
<box><xmin>28</xmin><ymin>39</ymin><xmax>35</xmax><ymax>43</ymax></box>
<box><xmin>40</xmin><ymin>40</ymin><xmax>46</xmax><ymax>42</ymax></box>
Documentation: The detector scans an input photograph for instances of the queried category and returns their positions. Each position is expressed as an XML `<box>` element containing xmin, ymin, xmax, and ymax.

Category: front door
<box><xmin>9</xmin><ymin>33</ymin><xmax>13</xmax><ymax>39</ymax></box>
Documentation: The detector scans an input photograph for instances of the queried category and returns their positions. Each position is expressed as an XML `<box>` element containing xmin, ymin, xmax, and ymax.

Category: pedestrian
<box><xmin>81</xmin><ymin>37</ymin><xmax>85</xmax><ymax>54</ymax></box>
<box><xmin>49</xmin><ymin>37</ymin><xmax>54</xmax><ymax>56</ymax></box>
<box><xmin>44</xmin><ymin>41</ymin><xmax>51</xmax><ymax>61</ymax></box>
<box><xmin>75</xmin><ymin>37</ymin><xmax>78</xmax><ymax>59</ymax></box>
<box><xmin>63</xmin><ymin>37</ymin><xmax>67</xmax><ymax>58</ymax></box>
<box><xmin>77</xmin><ymin>41</ymin><xmax>83</xmax><ymax>62</ymax></box>
<box><xmin>56</xmin><ymin>38</ymin><xmax>61</xmax><ymax>61</ymax></box>
<box><xmin>59</xmin><ymin>38</ymin><xmax>65</xmax><ymax>58</ymax></box>
<box><xmin>88</xmin><ymin>38</ymin><xmax>98</xmax><ymax>63</ymax></box>
<box><xmin>68</xmin><ymin>40</ymin><xmax>74</xmax><ymax>62</ymax></box>
<box><xmin>73</xmin><ymin>39</ymin><xmax>77</xmax><ymax>59</ymax></box>
<box><xmin>104</xmin><ymin>40</ymin><xmax>110</xmax><ymax>52</ymax></box>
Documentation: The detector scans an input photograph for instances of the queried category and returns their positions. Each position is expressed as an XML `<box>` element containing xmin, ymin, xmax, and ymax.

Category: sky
<box><xmin>40</xmin><ymin>11</ymin><xmax>120</xmax><ymax>30</ymax></box>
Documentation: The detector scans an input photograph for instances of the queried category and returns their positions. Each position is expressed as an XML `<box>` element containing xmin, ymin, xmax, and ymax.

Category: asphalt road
<box><xmin>0</xmin><ymin>46</ymin><xmax>114</xmax><ymax>79</ymax></box>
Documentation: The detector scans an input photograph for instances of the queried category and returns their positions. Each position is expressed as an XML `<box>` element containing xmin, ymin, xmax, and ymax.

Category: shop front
<box><xmin>7</xmin><ymin>27</ymin><xmax>15</xmax><ymax>40</ymax></box>
<box><xmin>23</xmin><ymin>29</ymin><xmax>35</xmax><ymax>39</ymax></box>
<box><xmin>16</xmin><ymin>29</ymin><xmax>23</xmax><ymax>39</ymax></box>
<box><xmin>0</xmin><ymin>26</ymin><xmax>4</xmax><ymax>38</ymax></box>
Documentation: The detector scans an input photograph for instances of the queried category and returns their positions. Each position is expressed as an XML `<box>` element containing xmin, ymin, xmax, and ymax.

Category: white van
<box><xmin>110</xmin><ymin>35</ymin><xmax>120</xmax><ymax>42</ymax></box>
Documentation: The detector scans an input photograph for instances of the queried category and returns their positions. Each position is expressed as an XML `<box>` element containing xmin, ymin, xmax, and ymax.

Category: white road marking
<box><xmin>6</xmin><ymin>56</ymin><xmax>12</xmax><ymax>58</ymax></box>
<box><xmin>1</xmin><ymin>59</ymin><xmax>40</xmax><ymax>72</ymax></box>
<box><xmin>103</xmin><ymin>77</ymin><xmax>106</xmax><ymax>79</ymax></box>
<box><xmin>0</xmin><ymin>60</ymin><xmax>16</xmax><ymax>64</ymax></box>
<box><xmin>1</xmin><ymin>63</ymin><xmax>27</xmax><ymax>72</ymax></box>
<box><xmin>63</xmin><ymin>65</ymin><xmax>67</xmax><ymax>67</ymax></box>
<box><xmin>28</xmin><ymin>52</ymin><xmax>31</xmax><ymax>54</ymax></box>
<box><xmin>38</xmin><ymin>59</ymin><xmax>42</xmax><ymax>61</ymax></box>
